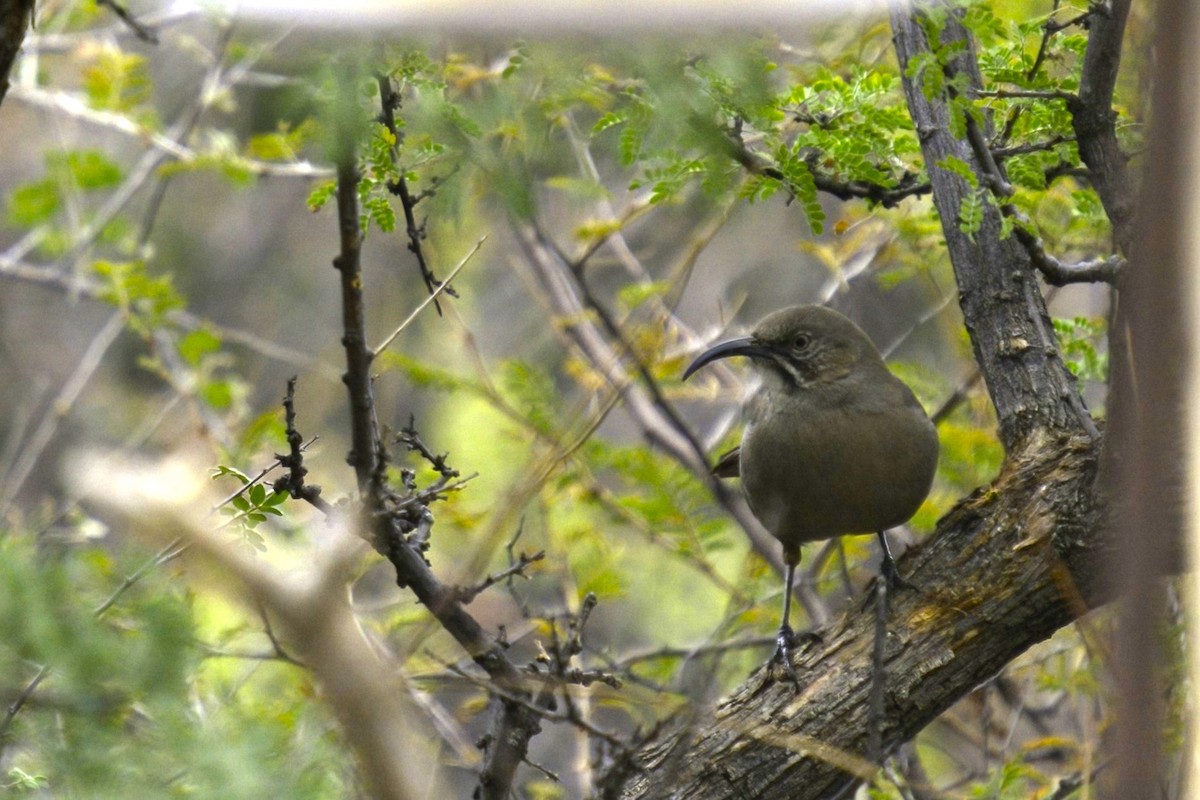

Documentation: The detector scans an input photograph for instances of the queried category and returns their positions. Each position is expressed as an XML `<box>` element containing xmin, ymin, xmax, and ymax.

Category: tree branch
<box><xmin>331</xmin><ymin>132</ymin><xmax>378</xmax><ymax>491</ymax></box>
<box><xmin>376</xmin><ymin>73</ymin><xmax>458</xmax><ymax>314</ymax></box>
<box><xmin>1067</xmin><ymin>0</ymin><xmax>1135</xmax><ymax>253</ymax></box>
<box><xmin>95</xmin><ymin>0</ymin><xmax>159</xmax><ymax>44</ymax></box>
<box><xmin>327</xmin><ymin>78</ymin><xmax>542</xmax><ymax>800</ymax></box>
<box><xmin>724</xmin><ymin>127</ymin><xmax>931</xmax><ymax>207</ymax></box>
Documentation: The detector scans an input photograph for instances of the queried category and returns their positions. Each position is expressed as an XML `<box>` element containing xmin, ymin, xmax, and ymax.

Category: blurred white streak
<box><xmin>226</xmin><ymin>0</ymin><xmax>890</xmax><ymax>30</ymax></box>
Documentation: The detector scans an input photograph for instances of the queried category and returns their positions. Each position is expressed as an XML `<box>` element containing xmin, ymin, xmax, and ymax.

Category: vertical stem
<box><xmin>1108</xmin><ymin>0</ymin><xmax>1192</xmax><ymax>793</ymax></box>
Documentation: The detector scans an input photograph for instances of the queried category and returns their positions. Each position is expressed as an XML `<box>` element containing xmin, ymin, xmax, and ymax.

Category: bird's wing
<box><xmin>712</xmin><ymin>445</ymin><xmax>741</xmax><ymax>479</ymax></box>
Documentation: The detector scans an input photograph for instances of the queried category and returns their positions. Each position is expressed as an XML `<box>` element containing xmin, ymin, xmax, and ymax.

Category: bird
<box><xmin>683</xmin><ymin>304</ymin><xmax>939</xmax><ymax>675</ymax></box>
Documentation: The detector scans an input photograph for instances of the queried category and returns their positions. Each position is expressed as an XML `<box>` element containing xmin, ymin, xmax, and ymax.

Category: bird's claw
<box><xmin>879</xmin><ymin>553</ymin><xmax>919</xmax><ymax>596</ymax></box>
<box><xmin>861</xmin><ymin>554</ymin><xmax>922</xmax><ymax>613</ymax></box>
<box><xmin>764</xmin><ymin>625</ymin><xmax>822</xmax><ymax>689</ymax></box>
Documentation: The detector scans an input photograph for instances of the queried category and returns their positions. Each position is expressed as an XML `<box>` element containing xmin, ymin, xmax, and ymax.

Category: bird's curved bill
<box><xmin>682</xmin><ymin>337</ymin><xmax>774</xmax><ymax>381</ymax></box>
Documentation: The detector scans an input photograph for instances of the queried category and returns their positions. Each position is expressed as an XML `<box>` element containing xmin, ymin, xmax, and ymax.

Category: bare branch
<box><xmin>0</xmin><ymin>312</ymin><xmax>125</xmax><ymax>512</ymax></box>
<box><xmin>454</xmin><ymin>550</ymin><xmax>546</xmax><ymax>606</ymax></box>
<box><xmin>273</xmin><ymin>377</ymin><xmax>333</xmax><ymax>515</ymax></box>
<box><xmin>331</xmin><ymin>136</ymin><xmax>378</xmax><ymax>490</ymax></box>
<box><xmin>1011</xmin><ymin>225</ymin><xmax>1125</xmax><ymax>286</ymax></box>
<box><xmin>8</xmin><ymin>86</ymin><xmax>333</xmax><ymax>179</ymax></box>
<box><xmin>95</xmin><ymin>0</ymin><xmax>159</xmax><ymax>44</ymax></box>
<box><xmin>0</xmin><ymin>664</ymin><xmax>49</xmax><ymax>754</ymax></box>
<box><xmin>374</xmin><ymin>236</ymin><xmax>485</xmax><ymax>355</ymax></box>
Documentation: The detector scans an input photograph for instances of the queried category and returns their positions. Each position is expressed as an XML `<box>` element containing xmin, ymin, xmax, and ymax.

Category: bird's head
<box><xmin>683</xmin><ymin>305</ymin><xmax>883</xmax><ymax>389</ymax></box>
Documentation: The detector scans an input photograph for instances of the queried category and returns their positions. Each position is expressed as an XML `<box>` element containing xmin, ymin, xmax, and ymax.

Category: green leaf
<box><xmin>6</xmin><ymin>179</ymin><xmax>60</xmax><ymax>226</ymax></box>
<box><xmin>617</xmin><ymin>281</ymin><xmax>671</xmax><ymax>311</ymax></box>
<box><xmin>82</xmin><ymin>48</ymin><xmax>152</xmax><ymax>113</ymax></box>
<box><xmin>200</xmin><ymin>379</ymin><xmax>235</xmax><ymax>410</ymax></box>
<box><xmin>48</xmin><ymin>150</ymin><xmax>124</xmax><ymax>190</ymax></box>
<box><xmin>92</xmin><ymin>260</ymin><xmax>185</xmax><ymax>329</ymax></box>
<box><xmin>592</xmin><ymin>111</ymin><xmax>626</xmax><ymax>134</ymax></box>
<box><xmin>211</xmin><ymin>465</ymin><xmax>250</xmax><ymax>484</ymax></box>
<box><xmin>957</xmin><ymin>191</ymin><xmax>983</xmax><ymax>236</ymax></box>
<box><xmin>935</xmin><ymin>155</ymin><xmax>979</xmax><ymax>189</ymax></box>
<box><xmin>363</xmin><ymin>195</ymin><xmax>396</xmax><ymax>233</ymax></box>
<box><xmin>618</xmin><ymin>124</ymin><xmax>644</xmax><ymax>166</ymax></box>
<box><xmin>776</xmin><ymin>150</ymin><xmax>825</xmax><ymax>235</ymax></box>
<box><xmin>178</xmin><ymin>329</ymin><xmax>222</xmax><ymax>367</ymax></box>
<box><xmin>307</xmin><ymin>180</ymin><xmax>337</xmax><ymax>212</ymax></box>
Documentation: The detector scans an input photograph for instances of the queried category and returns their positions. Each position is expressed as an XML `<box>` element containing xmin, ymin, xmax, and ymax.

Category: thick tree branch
<box><xmin>894</xmin><ymin>5</ymin><xmax>1096</xmax><ymax>451</ymax></box>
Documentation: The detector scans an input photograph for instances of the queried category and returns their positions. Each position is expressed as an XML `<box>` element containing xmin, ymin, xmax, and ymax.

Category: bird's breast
<box><xmin>739</xmin><ymin>388</ymin><xmax>938</xmax><ymax>547</ymax></box>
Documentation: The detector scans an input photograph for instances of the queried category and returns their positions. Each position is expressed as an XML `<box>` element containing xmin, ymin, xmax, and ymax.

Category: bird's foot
<box><xmin>764</xmin><ymin>626</ymin><xmax>822</xmax><ymax>689</ymax></box>
<box><xmin>879</xmin><ymin>552</ymin><xmax>920</xmax><ymax>596</ymax></box>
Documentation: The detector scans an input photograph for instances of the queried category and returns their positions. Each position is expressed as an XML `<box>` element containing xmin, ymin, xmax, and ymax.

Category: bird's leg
<box><xmin>766</xmin><ymin>562</ymin><xmax>801</xmax><ymax>685</ymax></box>
<box><xmin>877</xmin><ymin>529</ymin><xmax>920</xmax><ymax>595</ymax></box>
<box><xmin>764</xmin><ymin>555</ymin><xmax>822</xmax><ymax>688</ymax></box>
<box><xmin>861</xmin><ymin>529</ymin><xmax>920</xmax><ymax>614</ymax></box>
<box><xmin>869</xmin><ymin>564</ymin><xmax>887</xmax><ymax>765</ymax></box>
<box><xmin>868</xmin><ymin>530</ymin><xmax>920</xmax><ymax>764</ymax></box>
<box><xmin>765</xmin><ymin>560</ymin><xmax>805</xmax><ymax>687</ymax></box>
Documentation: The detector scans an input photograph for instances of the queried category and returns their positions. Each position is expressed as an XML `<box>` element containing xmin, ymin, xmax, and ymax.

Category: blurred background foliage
<box><xmin>0</xmin><ymin>0</ymin><xmax>1133</xmax><ymax>796</ymax></box>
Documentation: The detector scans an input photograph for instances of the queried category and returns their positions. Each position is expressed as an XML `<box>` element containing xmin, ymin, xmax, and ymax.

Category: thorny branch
<box><xmin>376</xmin><ymin>73</ymin><xmax>459</xmax><ymax>315</ymax></box>
<box><xmin>454</xmin><ymin>550</ymin><xmax>547</xmax><ymax>606</ymax></box>
<box><xmin>273</xmin><ymin>377</ymin><xmax>333</xmax><ymax>515</ymax></box>
<box><xmin>328</xmin><ymin>86</ymin><xmax>544</xmax><ymax>800</ymax></box>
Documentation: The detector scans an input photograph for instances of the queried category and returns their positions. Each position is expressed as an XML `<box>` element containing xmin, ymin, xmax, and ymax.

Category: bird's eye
<box><xmin>793</xmin><ymin>333</ymin><xmax>812</xmax><ymax>351</ymax></box>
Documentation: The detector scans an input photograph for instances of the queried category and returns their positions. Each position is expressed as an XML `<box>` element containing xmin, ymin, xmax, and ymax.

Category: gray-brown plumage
<box><xmin>684</xmin><ymin>304</ymin><xmax>939</xmax><ymax>665</ymax></box>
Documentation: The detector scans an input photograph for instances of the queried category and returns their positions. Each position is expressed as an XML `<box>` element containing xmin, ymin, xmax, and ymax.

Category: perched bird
<box><xmin>683</xmin><ymin>305</ymin><xmax>938</xmax><ymax>671</ymax></box>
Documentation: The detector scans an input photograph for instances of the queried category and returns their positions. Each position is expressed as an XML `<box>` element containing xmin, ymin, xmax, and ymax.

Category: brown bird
<box><xmin>683</xmin><ymin>304</ymin><xmax>938</xmax><ymax>670</ymax></box>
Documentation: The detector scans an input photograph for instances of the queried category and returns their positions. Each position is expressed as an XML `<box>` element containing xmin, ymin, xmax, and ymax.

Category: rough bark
<box><xmin>603</xmin><ymin>5</ymin><xmax>1115</xmax><ymax>798</ymax></box>
<box><xmin>892</xmin><ymin>5</ymin><xmax>1096</xmax><ymax>453</ymax></box>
